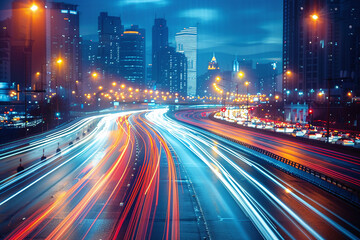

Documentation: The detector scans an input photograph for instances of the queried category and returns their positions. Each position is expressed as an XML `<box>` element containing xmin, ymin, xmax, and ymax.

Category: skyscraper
<box><xmin>11</xmin><ymin>0</ymin><xmax>46</xmax><ymax>97</ymax></box>
<box><xmin>283</xmin><ymin>0</ymin><xmax>360</xmax><ymax>104</ymax></box>
<box><xmin>152</xmin><ymin>18</ymin><xmax>168</xmax><ymax>89</ymax></box>
<box><xmin>119</xmin><ymin>26</ymin><xmax>146</xmax><ymax>87</ymax></box>
<box><xmin>256</xmin><ymin>63</ymin><xmax>278</xmax><ymax>96</ymax></box>
<box><xmin>82</xmin><ymin>39</ymin><xmax>98</xmax><ymax>91</ymax></box>
<box><xmin>98</xmin><ymin>12</ymin><xmax>123</xmax><ymax>80</ymax></box>
<box><xmin>175</xmin><ymin>27</ymin><xmax>197</xmax><ymax>96</ymax></box>
<box><xmin>0</xmin><ymin>19</ymin><xmax>11</xmax><ymax>102</ymax></box>
<box><xmin>46</xmin><ymin>2</ymin><xmax>81</xmax><ymax>104</ymax></box>
<box><xmin>0</xmin><ymin>18</ymin><xmax>11</xmax><ymax>85</ymax></box>
<box><xmin>157</xmin><ymin>46</ymin><xmax>187</xmax><ymax>95</ymax></box>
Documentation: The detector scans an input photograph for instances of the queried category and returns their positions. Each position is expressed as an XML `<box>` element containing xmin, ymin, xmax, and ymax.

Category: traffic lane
<box><xmin>174</xmin><ymin>110</ymin><xmax>360</xmax><ymax>188</ymax></box>
<box><xmin>126</xmin><ymin>113</ymin><xmax>182</xmax><ymax>240</ymax></box>
<box><xmin>156</xmin><ymin>125</ymin><xmax>263</xmax><ymax>240</ymax></box>
<box><xmin>0</xmin><ymin>115</ymin><xmax>113</xmax><ymax>195</ymax></box>
<box><xmin>150</xmin><ymin>111</ymin><xmax>360</xmax><ymax>239</ymax></box>
<box><xmin>209</xmin><ymin>139</ymin><xmax>360</xmax><ymax>239</ymax></box>
<box><xmin>179</xmin><ymin>109</ymin><xmax>360</xmax><ymax>167</ymax></box>
<box><xmin>0</xmin><ymin>117</ymin><xmax>126</xmax><ymax>238</ymax></box>
<box><xmin>0</xmin><ymin>119</ymin><xmax>98</xmax><ymax>180</ymax></box>
<box><xmin>0</xmin><ymin>131</ymin><xmax>81</xmax><ymax>180</ymax></box>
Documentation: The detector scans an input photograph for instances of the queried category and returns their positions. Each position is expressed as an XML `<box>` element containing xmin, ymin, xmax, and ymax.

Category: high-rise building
<box><xmin>283</xmin><ymin>0</ymin><xmax>360</xmax><ymax>104</ymax></box>
<box><xmin>98</xmin><ymin>12</ymin><xmax>123</xmax><ymax>80</ymax></box>
<box><xmin>152</xmin><ymin>18</ymin><xmax>168</xmax><ymax>87</ymax></box>
<box><xmin>11</xmin><ymin>0</ymin><xmax>46</xmax><ymax>97</ymax></box>
<box><xmin>119</xmin><ymin>26</ymin><xmax>146</xmax><ymax>87</ymax></box>
<box><xmin>0</xmin><ymin>18</ymin><xmax>11</xmax><ymax>102</ymax></box>
<box><xmin>157</xmin><ymin>46</ymin><xmax>187</xmax><ymax>95</ymax></box>
<box><xmin>175</xmin><ymin>27</ymin><xmax>197</xmax><ymax>96</ymax></box>
<box><xmin>256</xmin><ymin>63</ymin><xmax>278</xmax><ymax>96</ymax></box>
<box><xmin>82</xmin><ymin>39</ymin><xmax>98</xmax><ymax>91</ymax></box>
<box><xmin>46</xmin><ymin>2</ymin><xmax>81</xmax><ymax>104</ymax></box>
<box><xmin>0</xmin><ymin>18</ymin><xmax>11</xmax><ymax>85</ymax></box>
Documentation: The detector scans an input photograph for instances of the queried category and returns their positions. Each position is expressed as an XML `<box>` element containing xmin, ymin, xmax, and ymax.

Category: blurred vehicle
<box><xmin>292</xmin><ymin>129</ymin><xmax>305</xmax><ymax>137</ymax></box>
<box><xmin>332</xmin><ymin>131</ymin><xmax>341</xmax><ymax>142</ymax></box>
<box><xmin>349</xmin><ymin>134</ymin><xmax>360</xmax><ymax>144</ymax></box>
<box><xmin>304</xmin><ymin>130</ymin><xmax>321</xmax><ymax>139</ymax></box>
<box><xmin>335</xmin><ymin>138</ymin><xmax>355</xmax><ymax>146</ymax></box>
<box><xmin>275</xmin><ymin>125</ymin><xmax>285</xmax><ymax>132</ymax></box>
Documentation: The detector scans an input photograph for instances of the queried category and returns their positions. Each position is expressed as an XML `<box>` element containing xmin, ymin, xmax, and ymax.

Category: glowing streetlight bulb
<box><xmin>30</xmin><ymin>4</ymin><xmax>38</xmax><ymax>12</ymax></box>
<box><xmin>56</xmin><ymin>59</ymin><xmax>63</xmax><ymax>64</ymax></box>
<box><xmin>238</xmin><ymin>71</ymin><xmax>244</xmax><ymax>78</ymax></box>
<box><xmin>311</xmin><ymin>14</ymin><xmax>319</xmax><ymax>21</ymax></box>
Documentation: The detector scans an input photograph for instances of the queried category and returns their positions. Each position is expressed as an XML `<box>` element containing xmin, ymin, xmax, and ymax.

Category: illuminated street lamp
<box><xmin>30</xmin><ymin>4</ymin><xmax>39</xmax><ymax>12</ymax></box>
<box><xmin>216</xmin><ymin>76</ymin><xmax>221</xmax><ymax>82</ymax></box>
<box><xmin>311</xmin><ymin>14</ymin><xmax>319</xmax><ymax>21</ymax></box>
<box><xmin>238</xmin><ymin>71</ymin><xmax>244</xmax><ymax>78</ymax></box>
<box><xmin>112</xmin><ymin>82</ymin><xmax>117</xmax><ymax>87</ymax></box>
<box><xmin>92</xmin><ymin>72</ymin><xmax>98</xmax><ymax>78</ymax></box>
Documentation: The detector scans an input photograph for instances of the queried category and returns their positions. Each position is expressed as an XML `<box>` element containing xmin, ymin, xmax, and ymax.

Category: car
<box><xmin>335</xmin><ymin>138</ymin><xmax>355</xmax><ymax>146</ymax></box>
<box><xmin>332</xmin><ymin>131</ymin><xmax>341</xmax><ymax>142</ymax></box>
<box><xmin>292</xmin><ymin>129</ymin><xmax>305</xmax><ymax>137</ymax></box>
<box><xmin>305</xmin><ymin>131</ymin><xmax>319</xmax><ymax>139</ymax></box>
<box><xmin>320</xmin><ymin>133</ymin><xmax>334</xmax><ymax>142</ymax></box>
<box><xmin>349</xmin><ymin>134</ymin><xmax>360</xmax><ymax>144</ymax></box>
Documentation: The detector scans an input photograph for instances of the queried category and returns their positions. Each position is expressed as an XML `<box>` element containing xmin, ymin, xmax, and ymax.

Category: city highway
<box><xmin>146</xmin><ymin>109</ymin><xmax>360</xmax><ymax>239</ymax></box>
<box><xmin>174</xmin><ymin>109</ymin><xmax>360</xmax><ymax>190</ymax></box>
<box><xmin>0</xmin><ymin>109</ymin><xmax>188</xmax><ymax>239</ymax></box>
<box><xmin>0</xmin><ymin>108</ymin><xmax>359</xmax><ymax>239</ymax></box>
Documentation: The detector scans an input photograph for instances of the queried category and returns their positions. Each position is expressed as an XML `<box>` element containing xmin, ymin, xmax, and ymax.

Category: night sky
<box><xmin>0</xmin><ymin>0</ymin><xmax>283</xmax><ymax>74</ymax></box>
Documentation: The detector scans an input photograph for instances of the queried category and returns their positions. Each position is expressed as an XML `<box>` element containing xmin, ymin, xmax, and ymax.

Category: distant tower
<box><xmin>208</xmin><ymin>53</ymin><xmax>220</xmax><ymax>71</ymax></box>
<box><xmin>98</xmin><ymin>12</ymin><xmax>123</xmax><ymax>80</ymax></box>
<box><xmin>233</xmin><ymin>57</ymin><xmax>239</xmax><ymax>72</ymax></box>
<box><xmin>175</xmin><ymin>27</ymin><xmax>197</xmax><ymax>96</ymax></box>
<box><xmin>152</xmin><ymin>18</ymin><xmax>168</xmax><ymax>88</ymax></box>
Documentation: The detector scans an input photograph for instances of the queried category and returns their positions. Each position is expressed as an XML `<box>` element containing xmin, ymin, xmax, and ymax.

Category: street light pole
<box><xmin>56</xmin><ymin>58</ymin><xmax>62</xmax><ymax>126</ymax></box>
<box><xmin>245</xmin><ymin>81</ymin><xmax>250</xmax><ymax>122</ymax></box>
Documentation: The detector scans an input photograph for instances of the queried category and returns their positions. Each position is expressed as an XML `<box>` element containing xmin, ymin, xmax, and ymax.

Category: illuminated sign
<box><xmin>61</xmin><ymin>10</ymin><xmax>68</xmax><ymax>13</ymax></box>
<box><xmin>70</xmin><ymin>10</ymin><xmax>77</xmax><ymax>15</ymax></box>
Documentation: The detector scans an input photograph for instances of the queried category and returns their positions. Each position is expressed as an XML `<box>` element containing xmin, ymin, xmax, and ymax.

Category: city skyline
<box><xmin>0</xmin><ymin>0</ymin><xmax>283</xmax><ymax>74</ymax></box>
<box><xmin>0</xmin><ymin>1</ymin><xmax>360</xmax><ymax>239</ymax></box>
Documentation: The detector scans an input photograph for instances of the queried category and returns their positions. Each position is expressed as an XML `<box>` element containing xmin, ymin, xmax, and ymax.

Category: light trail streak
<box><xmin>146</xmin><ymin>109</ymin><xmax>360</xmax><ymax>239</ymax></box>
<box><xmin>174</xmin><ymin>110</ymin><xmax>360</xmax><ymax>187</ymax></box>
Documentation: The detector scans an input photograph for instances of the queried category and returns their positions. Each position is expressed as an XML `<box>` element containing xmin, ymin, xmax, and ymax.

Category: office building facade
<box><xmin>98</xmin><ymin>12</ymin><xmax>123</xmax><ymax>80</ymax></box>
<box><xmin>175</xmin><ymin>27</ymin><xmax>197</xmax><ymax>96</ymax></box>
<box><xmin>119</xmin><ymin>26</ymin><xmax>146</xmax><ymax>87</ymax></box>
<box><xmin>152</xmin><ymin>18</ymin><xmax>168</xmax><ymax>89</ymax></box>
<box><xmin>157</xmin><ymin>46</ymin><xmax>187</xmax><ymax>95</ymax></box>
<box><xmin>46</xmin><ymin>2</ymin><xmax>81</xmax><ymax>103</ymax></box>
